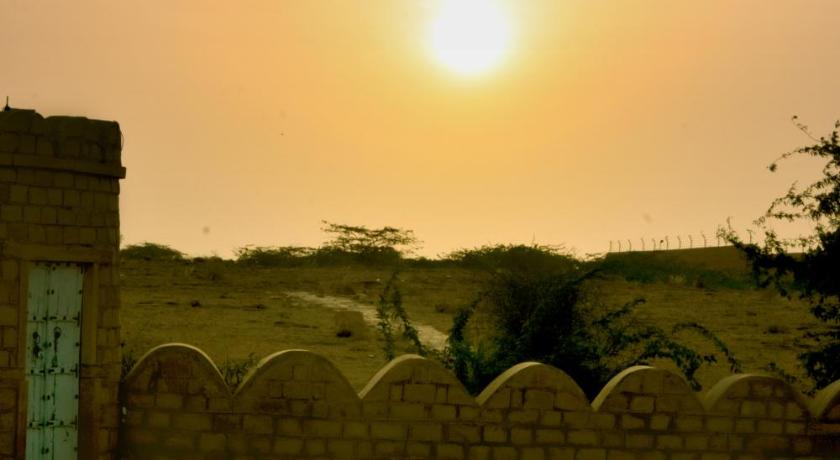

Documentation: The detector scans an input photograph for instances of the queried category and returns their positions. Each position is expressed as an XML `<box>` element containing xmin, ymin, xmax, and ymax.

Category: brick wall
<box><xmin>0</xmin><ymin>108</ymin><xmax>124</xmax><ymax>459</ymax></box>
<box><xmin>121</xmin><ymin>344</ymin><xmax>840</xmax><ymax>459</ymax></box>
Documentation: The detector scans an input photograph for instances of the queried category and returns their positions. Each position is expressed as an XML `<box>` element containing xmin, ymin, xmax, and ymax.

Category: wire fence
<box><xmin>606</xmin><ymin>229</ymin><xmax>760</xmax><ymax>253</ymax></box>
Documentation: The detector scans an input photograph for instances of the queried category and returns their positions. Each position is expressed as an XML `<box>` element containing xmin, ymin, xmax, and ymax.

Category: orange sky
<box><xmin>2</xmin><ymin>1</ymin><xmax>839</xmax><ymax>258</ymax></box>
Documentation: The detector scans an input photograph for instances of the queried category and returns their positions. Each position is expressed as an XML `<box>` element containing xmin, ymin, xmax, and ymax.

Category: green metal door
<box><xmin>25</xmin><ymin>263</ymin><xmax>84</xmax><ymax>460</ymax></box>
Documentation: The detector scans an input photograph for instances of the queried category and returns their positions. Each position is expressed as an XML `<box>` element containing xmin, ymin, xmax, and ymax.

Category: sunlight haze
<box><xmin>1</xmin><ymin>0</ymin><xmax>839</xmax><ymax>258</ymax></box>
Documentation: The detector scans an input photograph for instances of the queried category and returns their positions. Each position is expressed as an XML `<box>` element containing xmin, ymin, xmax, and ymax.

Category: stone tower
<box><xmin>0</xmin><ymin>108</ymin><xmax>124</xmax><ymax>459</ymax></box>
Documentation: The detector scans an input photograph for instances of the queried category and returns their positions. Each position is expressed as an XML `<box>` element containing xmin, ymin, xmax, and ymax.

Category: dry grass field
<box><xmin>119</xmin><ymin>250</ymin><xmax>827</xmax><ymax>396</ymax></box>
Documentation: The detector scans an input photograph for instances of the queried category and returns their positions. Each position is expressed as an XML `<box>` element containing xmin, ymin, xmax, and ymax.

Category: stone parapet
<box><xmin>120</xmin><ymin>344</ymin><xmax>840</xmax><ymax>459</ymax></box>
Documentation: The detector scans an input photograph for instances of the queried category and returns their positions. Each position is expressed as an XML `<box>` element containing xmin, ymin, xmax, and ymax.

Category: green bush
<box><xmin>218</xmin><ymin>353</ymin><xmax>259</xmax><ymax>388</ymax></box>
<box><xmin>235</xmin><ymin>246</ymin><xmax>315</xmax><ymax>267</ymax></box>
<box><xmin>375</xmin><ymin>271</ymin><xmax>426</xmax><ymax>361</ymax></box>
<box><xmin>442</xmin><ymin>265</ymin><xmax>738</xmax><ymax>398</ymax></box>
<box><xmin>121</xmin><ymin>242</ymin><xmax>185</xmax><ymax>261</ymax></box>
<box><xmin>445</xmin><ymin>244</ymin><xmax>580</xmax><ymax>272</ymax></box>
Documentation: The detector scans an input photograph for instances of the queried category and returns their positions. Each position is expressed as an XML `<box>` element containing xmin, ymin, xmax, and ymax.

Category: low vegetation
<box><xmin>119</xmin><ymin>238</ymin><xmax>826</xmax><ymax>396</ymax></box>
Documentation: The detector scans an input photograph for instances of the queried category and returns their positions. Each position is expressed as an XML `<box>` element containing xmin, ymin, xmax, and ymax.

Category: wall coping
<box><xmin>0</xmin><ymin>152</ymin><xmax>126</xmax><ymax>178</ymax></box>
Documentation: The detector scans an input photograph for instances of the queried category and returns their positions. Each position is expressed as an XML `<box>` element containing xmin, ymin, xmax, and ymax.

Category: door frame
<box><xmin>10</xmin><ymin>243</ymin><xmax>110</xmax><ymax>459</ymax></box>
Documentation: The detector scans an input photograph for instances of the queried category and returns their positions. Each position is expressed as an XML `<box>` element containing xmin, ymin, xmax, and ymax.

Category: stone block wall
<box><xmin>121</xmin><ymin>344</ymin><xmax>840</xmax><ymax>460</ymax></box>
<box><xmin>0</xmin><ymin>109</ymin><xmax>125</xmax><ymax>459</ymax></box>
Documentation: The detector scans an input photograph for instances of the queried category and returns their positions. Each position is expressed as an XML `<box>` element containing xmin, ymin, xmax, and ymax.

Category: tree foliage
<box><xmin>440</xmin><ymin>262</ymin><xmax>738</xmax><ymax>398</ymax></box>
<box><xmin>321</xmin><ymin>221</ymin><xmax>420</xmax><ymax>261</ymax></box>
<box><xmin>721</xmin><ymin>117</ymin><xmax>840</xmax><ymax>388</ymax></box>
<box><xmin>120</xmin><ymin>242</ymin><xmax>185</xmax><ymax>261</ymax></box>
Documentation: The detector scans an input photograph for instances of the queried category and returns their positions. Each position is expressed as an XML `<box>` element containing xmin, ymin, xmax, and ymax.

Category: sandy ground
<box><xmin>287</xmin><ymin>291</ymin><xmax>448</xmax><ymax>350</ymax></box>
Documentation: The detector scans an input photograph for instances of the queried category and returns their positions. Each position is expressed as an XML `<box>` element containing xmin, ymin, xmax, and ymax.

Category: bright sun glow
<box><xmin>428</xmin><ymin>0</ymin><xmax>512</xmax><ymax>77</ymax></box>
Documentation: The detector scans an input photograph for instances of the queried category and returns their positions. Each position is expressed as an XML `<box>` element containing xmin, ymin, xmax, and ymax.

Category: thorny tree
<box><xmin>721</xmin><ymin>117</ymin><xmax>840</xmax><ymax>389</ymax></box>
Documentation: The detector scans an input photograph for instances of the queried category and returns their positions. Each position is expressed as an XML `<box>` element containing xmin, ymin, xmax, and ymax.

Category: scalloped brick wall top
<box><xmin>120</xmin><ymin>343</ymin><xmax>840</xmax><ymax>459</ymax></box>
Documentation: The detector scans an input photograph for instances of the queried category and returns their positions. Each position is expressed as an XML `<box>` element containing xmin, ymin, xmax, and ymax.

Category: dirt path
<box><xmin>286</xmin><ymin>291</ymin><xmax>448</xmax><ymax>350</ymax></box>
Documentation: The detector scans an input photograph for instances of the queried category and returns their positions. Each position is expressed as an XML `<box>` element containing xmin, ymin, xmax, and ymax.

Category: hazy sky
<box><xmin>2</xmin><ymin>1</ymin><xmax>839</xmax><ymax>258</ymax></box>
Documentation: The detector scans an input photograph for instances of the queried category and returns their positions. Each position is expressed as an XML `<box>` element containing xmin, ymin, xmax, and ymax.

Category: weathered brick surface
<box><xmin>119</xmin><ymin>349</ymin><xmax>840</xmax><ymax>459</ymax></box>
<box><xmin>0</xmin><ymin>109</ymin><xmax>123</xmax><ymax>459</ymax></box>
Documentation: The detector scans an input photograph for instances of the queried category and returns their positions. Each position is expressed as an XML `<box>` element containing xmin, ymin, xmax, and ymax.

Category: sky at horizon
<box><xmin>2</xmin><ymin>1</ymin><xmax>839</xmax><ymax>258</ymax></box>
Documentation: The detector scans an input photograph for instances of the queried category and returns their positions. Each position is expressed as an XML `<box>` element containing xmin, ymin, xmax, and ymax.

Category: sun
<box><xmin>428</xmin><ymin>0</ymin><xmax>513</xmax><ymax>77</ymax></box>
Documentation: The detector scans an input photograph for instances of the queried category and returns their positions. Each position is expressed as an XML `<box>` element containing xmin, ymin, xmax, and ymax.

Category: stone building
<box><xmin>0</xmin><ymin>108</ymin><xmax>124</xmax><ymax>459</ymax></box>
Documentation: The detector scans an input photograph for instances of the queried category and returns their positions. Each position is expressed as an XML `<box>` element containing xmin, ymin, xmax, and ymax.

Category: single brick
<box><xmin>756</xmin><ymin>419</ymin><xmax>783</xmax><ymax>434</ymax></box>
<box><xmin>375</xmin><ymin>441</ymin><xmax>404</xmax><ymax>456</ymax></box>
<box><xmin>1</xmin><ymin>205</ymin><xmax>22</xmax><ymax>222</ymax></box>
<box><xmin>577</xmin><ymin>449</ymin><xmax>606</xmax><ymax>460</ymax></box>
<box><xmin>390</xmin><ymin>402</ymin><xmax>425</xmax><ymax>418</ymax></box>
<box><xmin>621</xmin><ymin>414</ymin><xmax>645</xmax><ymax>430</ymax></box>
<box><xmin>407</xmin><ymin>442</ymin><xmax>431</xmax><ymax>458</ymax></box>
<box><xmin>273</xmin><ymin>437</ymin><xmax>303</xmax><ymax>455</ymax></box>
<box><xmin>9</xmin><ymin>185</ymin><xmax>27</xmax><ymax>203</ymax></box>
<box><xmin>146</xmin><ymin>412</ymin><xmax>170</xmax><ymax>428</ymax></box>
<box><xmin>564</xmin><ymin>411</ymin><xmax>590</xmax><ymax>428</ymax></box>
<box><xmin>276</xmin><ymin>418</ymin><xmax>302</xmax><ymax>436</ymax></box>
<box><xmin>525</xmin><ymin>389</ymin><xmax>554</xmax><ymax>408</ymax></box>
<box><xmin>674</xmin><ymin>415</ymin><xmax>704</xmax><ymax>431</ymax></box>
<box><xmin>370</xmin><ymin>422</ymin><xmax>406</xmax><ymax>440</ymax></box>
<box><xmin>509</xmin><ymin>409</ymin><xmax>540</xmax><ymax>424</ymax></box>
<box><xmin>650</xmin><ymin>414</ymin><xmax>670</xmax><ymax>430</ymax></box>
<box><xmin>568</xmin><ymin>430</ymin><xmax>599</xmax><ymax>446</ymax></box>
<box><xmin>625</xmin><ymin>434</ymin><xmax>654</xmax><ymax>449</ymax></box>
<box><xmin>606</xmin><ymin>451</ymin><xmax>636</xmax><ymax>460</ymax></box>
<box><xmin>467</xmin><ymin>446</ymin><xmax>491</xmax><ymax>460</ymax></box>
<box><xmin>492</xmin><ymin>446</ymin><xmax>518</xmax><ymax>460</ymax></box>
<box><xmin>591</xmin><ymin>413</ymin><xmax>616</xmax><ymax>429</ymax></box>
<box><xmin>343</xmin><ymin>421</ymin><xmax>368</xmax><ymax>438</ymax></box>
<box><xmin>522</xmin><ymin>447</ymin><xmax>546</xmax><ymax>460</ymax></box>
<box><xmin>542</xmin><ymin>410</ymin><xmax>563</xmax><ymax>426</ymax></box>
<box><xmin>437</xmin><ymin>443</ymin><xmax>465</xmax><ymax>460</ymax></box>
<box><xmin>734</xmin><ymin>419</ymin><xmax>754</xmax><ymax>433</ymax></box>
<box><xmin>432</xmin><ymin>404</ymin><xmax>456</xmax><ymax>420</ymax></box>
<box><xmin>154</xmin><ymin>393</ymin><xmax>183</xmax><ymax>410</ymax></box>
<box><xmin>656</xmin><ymin>434</ymin><xmax>683</xmax><ymax>450</ymax></box>
<box><xmin>242</xmin><ymin>414</ymin><xmax>274</xmax><ymax>434</ymax></box>
<box><xmin>548</xmin><ymin>447</ymin><xmax>576</xmax><ymax>460</ymax></box>
<box><xmin>536</xmin><ymin>429</ymin><xmax>564</xmax><ymax>444</ymax></box>
<box><xmin>410</xmin><ymin>423</ymin><xmax>442</xmax><ymax>442</ymax></box>
<box><xmin>630</xmin><ymin>395</ymin><xmax>655</xmax><ymax>413</ymax></box>
<box><xmin>171</xmin><ymin>413</ymin><xmax>211</xmax><ymax>431</ymax></box>
<box><xmin>699</xmin><ymin>454</ymin><xmax>729</xmax><ymax>460</ymax></box>
<box><xmin>447</xmin><ymin>424</ymin><xmax>480</xmax><ymax>443</ymax></box>
<box><xmin>390</xmin><ymin>384</ymin><xmax>403</xmax><ymax>401</ymax></box>
<box><xmin>483</xmin><ymin>425</ymin><xmax>507</xmax><ymax>443</ymax></box>
<box><xmin>740</xmin><ymin>400</ymin><xmax>766</xmax><ymax>417</ymax></box>
<box><xmin>328</xmin><ymin>439</ymin><xmax>356</xmax><ymax>458</ymax></box>
<box><xmin>305</xmin><ymin>439</ymin><xmax>326</xmax><ymax>456</ymax></box>
<box><xmin>706</xmin><ymin>417</ymin><xmax>733</xmax><ymax>432</ymax></box>
<box><xmin>198</xmin><ymin>433</ymin><xmax>226</xmax><ymax>452</ymax></box>
<box><xmin>511</xmin><ymin>427</ymin><xmax>533</xmax><ymax>444</ymax></box>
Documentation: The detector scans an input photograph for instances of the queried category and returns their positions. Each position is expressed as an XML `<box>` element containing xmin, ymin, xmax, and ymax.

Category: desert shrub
<box><xmin>218</xmin><ymin>353</ymin><xmax>259</xmax><ymax>388</ymax></box>
<box><xmin>322</xmin><ymin>221</ymin><xmax>419</xmax><ymax>257</ymax></box>
<box><xmin>313</xmin><ymin>246</ymin><xmax>403</xmax><ymax>267</ymax></box>
<box><xmin>445</xmin><ymin>244</ymin><xmax>580</xmax><ymax>272</ymax></box>
<box><xmin>376</xmin><ymin>271</ymin><xmax>426</xmax><ymax>361</ymax></box>
<box><xmin>597</xmin><ymin>252</ymin><xmax>750</xmax><ymax>289</ymax></box>
<box><xmin>121</xmin><ymin>242</ymin><xmax>185</xmax><ymax>261</ymax></box>
<box><xmin>235</xmin><ymin>245</ymin><xmax>315</xmax><ymax>267</ymax></box>
<box><xmin>233</xmin><ymin>221</ymin><xmax>417</xmax><ymax>267</ymax></box>
<box><xmin>120</xmin><ymin>344</ymin><xmax>138</xmax><ymax>382</ymax></box>
<box><xmin>442</xmin><ymin>265</ymin><xmax>738</xmax><ymax>398</ymax></box>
